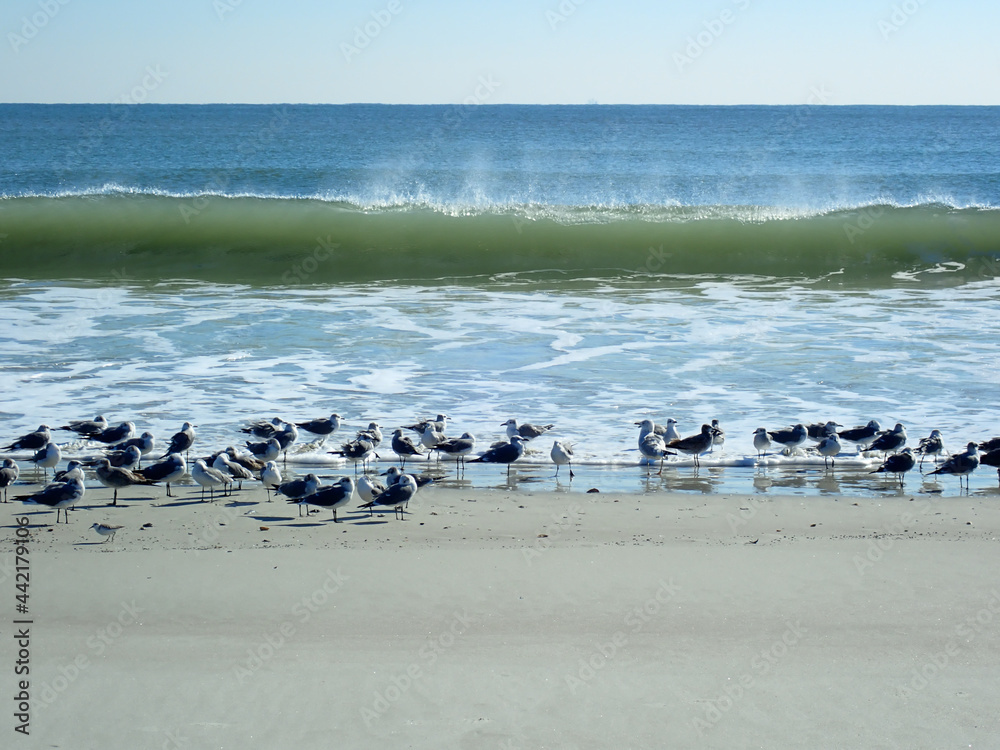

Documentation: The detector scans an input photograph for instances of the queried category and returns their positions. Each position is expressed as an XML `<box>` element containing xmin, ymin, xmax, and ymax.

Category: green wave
<box><xmin>0</xmin><ymin>194</ymin><xmax>997</xmax><ymax>285</ymax></box>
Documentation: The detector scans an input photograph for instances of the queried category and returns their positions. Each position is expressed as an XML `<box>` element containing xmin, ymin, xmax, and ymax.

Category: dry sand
<box><xmin>2</xmin><ymin>479</ymin><xmax>999</xmax><ymax>749</ymax></box>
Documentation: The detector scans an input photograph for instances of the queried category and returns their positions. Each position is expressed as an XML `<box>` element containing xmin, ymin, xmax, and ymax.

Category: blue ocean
<box><xmin>1</xmin><ymin>104</ymin><xmax>998</xmax><ymax>495</ymax></box>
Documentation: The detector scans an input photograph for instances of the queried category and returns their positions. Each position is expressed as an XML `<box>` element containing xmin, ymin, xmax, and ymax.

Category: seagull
<box><xmin>916</xmin><ymin>430</ymin><xmax>946</xmax><ymax>468</ymax></box>
<box><xmin>391</xmin><ymin>428</ymin><xmax>423</xmax><ymax>468</ymax></box>
<box><xmin>136</xmin><ymin>454</ymin><xmax>186</xmax><ymax>497</ymax></box>
<box><xmin>54</xmin><ymin>460</ymin><xmax>85</xmax><ymax>483</ymax></box>
<box><xmin>816</xmin><ymin>431</ymin><xmax>842</xmax><ymax>469</ymax></box>
<box><xmin>3</xmin><ymin>425</ymin><xmax>51</xmax><ymax>452</ymax></box>
<box><xmin>0</xmin><ymin>458</ymin><xmax>19</xmax><ymax>502</ymax></box>
<box><xmin>838</xmin><ymin>420</ymin><xmax>882</xmax><ymax>451</ymax></box>
<box><xmin>866</xmin><ymin>423</ymin><xmax>907</xmax><ymax>457</ymax></box>
<box><xmin>381</xmin><ymin>465</ymin><xmax>434</xmax><ymax>504</ymax></box>
<box><xmin>28</xmin><ymin>441</ymin><xmax>61</xmax><ymax>479</ymax></box>
<box><xmin>245</xmin><ymin>437</ymin><xmax>281</xmax><ymax>462</ymax></box>
<box><xmin>241</xmin><ymin>417</ymin><xmax>284</xmax><ymax>438</ymax></box>
<box><xmin>667</xmin><ymin>424</ymin><xmax>715</xmax><ymax>466</ymax></box>
<box><xmin>260</xmin><ymin>461</ymin><xmax>282</xmax><ymax>499</ymax></box>
<box><xmin>17</xmin><ymin>476</ymin><xmax>85</xmax><ymax>523</ymax></box>
<box><xmin>928</xmin><ymin>442</ymin><xmax>980</xmax><ymax>489</ymax></box>
<box><xmin>90</xmin><ymin>522</ymin><xmax>124</xmax><ymax>543</ymax></box>
<box><xmin>433</xmin><ymin>433</ymin><xmax>476</xmax><ymax>470</ymax></box>
<box><xmin>406</xmin><ymin>414</ymin><xmax>449</xmax><ymax>434</ymax></box>
<box><xmin>94</xmin><ymin>444</ymin><xmax>142</xmax><ymax>471</ymax></box>
<box><xmin>416</xmin><ymin>423</ymin><xmax>447</xmax><ymax>455</ymax></box>
<box><xmin>107</xmin><ymin>432</ymin><xmax>155</xmax><ymax>464</ymax></box>
<box><xmin>752</xmin><ymin>428</ymin><xmax>771</xmax><ymax>459</ymax></box>
<box><xmin>980</xmin><ymin>449</ymin><xmax>1000</xmax><ymax>484</ymax></box>
<box><xmin>978</xmin><ymin>437</ymin><xmax>1000</xmax><ymax>453</ymax></box>
<box><xmin>871</xmin><ymin>448</ymin><xmax>916</xmax><ymax>487</ymax></box>
<box><xmin>161</xmin><ymin>422</ymin><xmax>196</xmax><ymax>459</ymax></box>
<box><xmin>355</xmin><ymin>422</ymin><xmax>383</xmax><ymax>447</ymax></box>
<box><xmin>767</xmin><ymin>424</ymin><xmax>808</xmax><ymax>455</ymax></box>
<box><xmin>329</xmin><ymin>439</ymin><xmax>377</xmax><ymax>473</ymax></box>
<box><xmin>295</xmin><ymin>413</ymin><xmax>342</xmax><ymax>437</ymax></box>
<box><xmin>551</xmin><ymin>440</ymin><xmax>575</xmax><ymax>479</ymax></box>
<box><xmin>709</xmin><ymin>419</ymin><xmax>725</xmax><ymax>453</ymax></box>
<box><xmin>275</xmin><ymin>473</ymin><xmax>321</xmax><ymax>515</ymax></box>
<box><xmin>212</xmin><ymin>453</ymin><xmax>253</xmax><ymax>490</ymax></box>
<box><xmin>224</xmin><ymin>446</ymin><xmax>265</xmax><ymax>474</ymax></box>
<box><xmin>58</xmin><ymin>415</ymin><xmax>108</xmax><ymax>437</ymax></box>
<box><xmin>635</xmin><ymin>419</ymin><xmax>659</xmax><ymax>440</ymax></box>
<box><xmin>470</xmin><ymin>435</ymin><xmax>527</xmax><ymax>475</ymax></box>
<box><xmin>360</xmin><ymin>474</ymin><xmax>417</xmax><ymax>520</ymax></box>
<box><xmin>274</xmin><ymin>423</ymin><xmax>299</xmax><ymax>463</ymax></box>
<box><xmin>638</xmin><ymin>431</ymin><xmax>674</xmax><ymax>474</ymax></box>
<box><xmin>191</xmin><ymin>459</ymin><xmax>232</xmax><ymax>501</ymax></box>
<box><xmin>807</xmin><ymin>421</ymin><xmax>842</xmax><ymax>442</ymax></box>
<box><xmin>94</xmin><ymin>457</ymin><xmax>158</xmax><ymax>506</ymax></box>
<box><xmin>503</xmin><ymin>419</ymin><xmax>554</xmax><ymax>441</ymax></box>
<box><xmin>357</xmin><ymin>474</ymin><xmax>388</xmax><ymax>504</ymax></box>
<box><xmin>290</xmin><ymin>477</ymin><xmax>355</xmax><ymax>522</ymax></box>
<box><xmin>91</xmin><ymin>421</ymin><xmax>136</xmax><ymax>445</ymax></box>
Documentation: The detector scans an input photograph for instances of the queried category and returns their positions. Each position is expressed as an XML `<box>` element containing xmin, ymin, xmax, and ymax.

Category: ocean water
<box><xmin>1</xmin><ymin>104</ymin><xmax>999</xmax><ymax>496</ymax></box>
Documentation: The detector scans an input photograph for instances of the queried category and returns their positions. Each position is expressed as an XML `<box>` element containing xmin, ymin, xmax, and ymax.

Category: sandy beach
<box><xmin>2</xmin><ymin>479</ymin><xmax>998</xmax><ymax>749</ymax></box>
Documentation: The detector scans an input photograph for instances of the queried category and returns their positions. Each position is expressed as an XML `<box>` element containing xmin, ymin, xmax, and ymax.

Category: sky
<box><xmin>1</xmin><ymin>0</ymin><xmax>998</xmax><ymax>105</ymax></box>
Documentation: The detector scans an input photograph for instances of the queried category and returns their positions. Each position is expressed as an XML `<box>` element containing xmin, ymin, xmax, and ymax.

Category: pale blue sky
<box><xmin>2</xmin><ymin>0</ymin><xmax>997</xmax><ymax>104</ymax></box>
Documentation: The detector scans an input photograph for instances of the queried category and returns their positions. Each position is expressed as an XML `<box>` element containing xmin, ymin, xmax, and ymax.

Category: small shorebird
<box><xmin>0</xmin><ymin>458</ymin><xmax>20</xmax><ymax>502</ymax></box>
<box><xmin>91</xmin><ymin>522</ymin><xmax>124</xmax><ymax>543</ymax></box>
<box><xmin>668</xmin><ymin>424</ymin><xmax>715</xmax><ymax>467</ymax></box>
<box><xmin>551</xmin><ymin>440</ymin><xmax>575</xmax><ymax>479</ymax></box>
<box><xmin>470</xmin><ymin>435</ymin><xmax>527</xmax><ymax>475</ymax></box>
<box><xmin>871</xmin><ymin>447</ymin><xmax>916</xmax><ymax>487</ymax></box>
<box><xmin>136</xmin><ymin>454</ymin><xmax>186</xmax><ymax>497</ymax></box>
<box><xmin>928</xmin><ymin>442</ymin><xmax>980</xmax><ymax>489</ymax></box>
<box><xmin>360</xmin><ymin>474</ymin><xmax>417</xmax><ymax>520</ymax></box>
<box><xmin>503</xmin><ymin>419</ymin><xmax>554</xmax><ymax>442</ymax></box>
<box><xmin>290</xmin><ymin>477</ymin><xmax>355</xmax><ymax>522</ymax></box>
<box><xmin>17</xmin><ymin>476</ymin><xmax>85</xmax><ymax>523</ymax></box>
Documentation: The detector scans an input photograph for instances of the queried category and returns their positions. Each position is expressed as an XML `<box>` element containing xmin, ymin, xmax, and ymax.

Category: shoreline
<box><xmin>4</xmin><ymin>485</ymin><xmax>1000</xmax><ymax>748</ymax></box>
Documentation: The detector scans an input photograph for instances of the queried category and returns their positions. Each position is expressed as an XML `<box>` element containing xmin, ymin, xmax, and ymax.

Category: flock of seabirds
<box><xmin>2</xmin><ymin>412</ymin><xmax>999</xmax><ymax>539</ymax></box>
